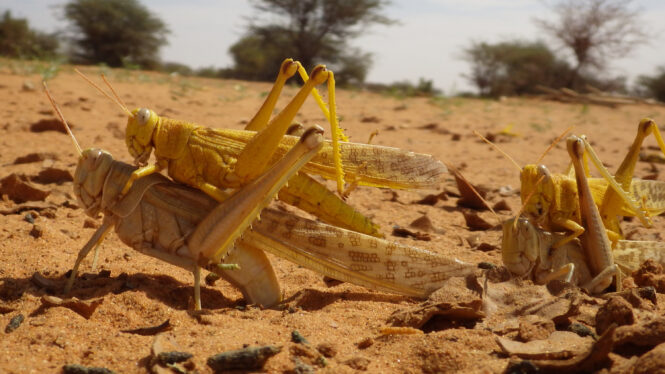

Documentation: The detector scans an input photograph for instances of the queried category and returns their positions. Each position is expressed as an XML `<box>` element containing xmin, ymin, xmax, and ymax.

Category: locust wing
<box><xmin>614</xmin><ymin>240</ymin><xmax>665</xmax><ymax>275</ymax></box>
<box><xmin>588</xmin><ymin>178</ymin><xmax>665</xmax><ymax>217</ymax></box>
<box><xmin>243</xmin><ymin>208</ymin><xmax>476</xmax><ymax>298</ymax></box>
<box><xmin>190</xmin><ymin>127</ymin><xmax>447</xmax><ymax>190</ymax></box>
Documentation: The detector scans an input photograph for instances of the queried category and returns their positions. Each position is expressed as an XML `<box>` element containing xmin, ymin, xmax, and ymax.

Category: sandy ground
<box><xmin>1</xmin><ymin>62</ymin><xmax>665</xmax><ymax>373</ymax></box>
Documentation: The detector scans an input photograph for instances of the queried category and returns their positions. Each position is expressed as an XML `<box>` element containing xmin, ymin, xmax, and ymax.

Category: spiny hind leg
<box><xmin>188</xmin><ymin>126</ymin><xmax>325</xmax><ymax>264</ymax></box>
<box><xmin>569</xmin><ymin>136</ymin><xmax>618</xmax><ymax>292</ymax></box>
<box><xmin>245</xmin><ymin>59</ymin><xmax>301</xmax><ymax>132</ymax></box>
<box><xmin>600</xmin><ymin>119</ymin><xmax>663</xmax><ymax>234</ymax></box>
<box><xmin>232</xmin><ymin>66</ymin><xmax>330</xmax><ymax>185</ymax></box>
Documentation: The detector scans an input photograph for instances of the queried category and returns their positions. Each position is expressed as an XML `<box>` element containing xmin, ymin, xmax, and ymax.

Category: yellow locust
<box><xmin>480</xmin><ymin>120</ymin><xmax>665</xmax><ymax>249</ymax></box>
<box><xmin>503</xmin><ymin>132</ymin><xmax>665</xmax><ymax>292</ymax></box>
<box><xmin>77</xmin><ymin>59</ymin><xmax>446</xmax><ymax>244</ymax></box>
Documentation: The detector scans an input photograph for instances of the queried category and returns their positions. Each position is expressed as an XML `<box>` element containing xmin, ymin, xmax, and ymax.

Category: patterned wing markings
<box><xmin>245</xmin><ymin>208</ymin><xmax>476</xmax><ymax>297</ymax></box>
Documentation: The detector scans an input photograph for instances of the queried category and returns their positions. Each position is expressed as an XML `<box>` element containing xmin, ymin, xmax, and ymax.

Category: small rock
<box><xmin>5</xmin><ymin>314</ymin><xmax>24</xmax><ymax>333</ymax></box>
<box><xmin>476</xmin><ymin>242</ymin><xmax>496</xmax><ymax>252</ymax></box>
<box><xmin>316</xmin><ymin>343</ymin><xmax>337</xmax><ymax>358</ymax></box>
<box><xmin>413</xmin><ymin>194</ymin><xmax>439</xmax><ymax>205</ymax></box>
<box><xmin>157</xmin><ymin>351</ymin><xmax>194</xmax><ymax>365</ymax></box>
<box><xmin>291</xmin><ymin>330</ymin><xmax>309</xmax><ymax>344</ymax></box>
<box><xmin>30</xmin><ymin>119</ymin><xmax>69</xmax><ymax>133</ymax></box>
<box><xmin>33</xmin><ymin>167</ymin><xmax>73</xmax><ymax>184</ymax></box>
<box><xmin>23</xmin><ymin>212</ymin><xmax>35</xmax><ymax>224</ymax></box>
<box><xmin>492</xmin><ymin>199</ymin><xmax>511</xmax><ymax>212</ymax></box>
<box><xmin>462</xmin><ymin>211</ymin><xmax>493</xmax><ymax>230</ymax></box>
<box><xmin>518</xmin><ymin>318</ymin><xmax>555</xmax><ymax>342</ymax></box>
<box><xmin>409</xmin><ymin>215</ymin><xmax>434</xmax><ymax>232</ymax></box>
<box><xmin>451</xmin><ymin>133</ymin><xmax>461</xmax><ymax>141</ymax></box>
<box><xmin>207</xmin><ymin>345</ymin><xmax>282</xmax><ymax>372</ymax></box>
<box><xmin>633</xmin><ymin>259</ymin><xmax>665</xmax><ymax>292</ymax></box>
<box><xmin>596</xmin><ymin>296</ymin><xmax>634</xmax><ymax>335</ymax></box>
<box><xmin>360</xmin><ymin>116</ymin><xmax>380</xmax><ymax>123</ymax></box>
<box><xmin>498</xmin><ymin>185</ymin><xmax>517</xmax><ymax>197</ymax></box>
<box><xmin>344</xmin><ymin>356</ymin><xmax>370</xmax><ymax>371</ymax></box>
<box><xmin>29</xmin><ymin>224</ymin><xmax>43</xmax><ymax>239</ymax></box>
<box><xmin>22</xmin><ymin>80</ymin><xmax>35</xmax><ymax>91</ymax></box>
<box><xmin>13</xmin><ymin>152</ymin><xmax>58</xmax><ymax>165</ymax></box>
<box><xmin>631</xmin><ymin>342</ymin><xmax>665</xmax><ymax>374</ymax></box>
<box><xmin>0</xmin><ymin>173</ymin><xmax>50</xmax><ymax>203</ymax></box>
<box><xmin>357</xmin><ymin>337</ymin><xmax>374</xmax><ymax>349</ymax></box>
<box><xmin>83</xmin><ymin>219</ymin><xmax>98</xmax><ymax>229</ymax></box>
<box><xmin>62</xmin><ymin>364</ymin><xmax>116</xmax><ymax>374</ymax></box>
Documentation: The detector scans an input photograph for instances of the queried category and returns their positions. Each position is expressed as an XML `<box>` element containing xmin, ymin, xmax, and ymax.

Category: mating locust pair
<box><xmin>46</xmin><ymin>59</ymin><xmax>474</xmax><ymax>310</ymax></box>
<box><xmin>497</xmin><ymin>120</ymin><xmax>665</xmax><ymax>292</ymax></box>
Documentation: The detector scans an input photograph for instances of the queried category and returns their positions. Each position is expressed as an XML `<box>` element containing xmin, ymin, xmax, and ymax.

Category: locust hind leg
<box><xmin>245</xmin><ymin>59</ymin><xmax>301</xmax><ymax>131</ymax></box>
<box><xmin>568</xmin><ymin>136</ymin><xmax>618</xmax><ymax>292</ymax></box>
<box><xmin>232</xmin><ymin>66</ymin><xmax>330</xmax><ymax>185</ymax></box>
<box><xmin>188</xmin><ymin>126</ymin><xmax>325</xmax><ymax>264</ymax></box>
<box><xmin>600</xmin><ymin>119</ymin><xmax>665</xmax><ymax>236</ymax></box>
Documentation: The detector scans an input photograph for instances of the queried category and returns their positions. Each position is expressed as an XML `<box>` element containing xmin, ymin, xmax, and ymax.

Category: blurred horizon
<box><xmin>4</xmin><ymin>0</ymin><xmax>665</xmax><ymax>94</ymax></box>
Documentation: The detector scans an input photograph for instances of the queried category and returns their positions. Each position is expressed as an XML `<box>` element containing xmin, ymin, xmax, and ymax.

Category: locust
<box><xmin>76</xmin><ymin>59</ymin><xmax>446</xmax><ymax>239</ymax></box>
<box><xmin>479</xmin><ymin>120</ymin><xmax>665</xmax><ymax>250</ymax></box>
<box><xmin>502</xmin><ymin>135</ymin><xmax>665</xmax><ymax>293</ymax></box>
<box><xmin>502</xmin><ymin>216</ymin><xmax>665</xmax><ymax>290</ymax></box>
<box><xmin>45</xmin><ymin>84</ymin><xmax>475</xmax><ymax>310</ymax></box>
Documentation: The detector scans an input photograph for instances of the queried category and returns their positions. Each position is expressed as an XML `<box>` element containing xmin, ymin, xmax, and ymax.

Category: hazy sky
<box><xmin>5</xmin><ymin>0</ymin><xmax>665</xmax><ymax>93</ymax></box>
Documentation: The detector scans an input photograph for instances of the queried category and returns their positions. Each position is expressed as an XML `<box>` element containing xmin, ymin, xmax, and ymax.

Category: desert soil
<box><xmin>2</xmin><ymin>62</ymin><xmax>665</xmax><ymax>373</ymax></box>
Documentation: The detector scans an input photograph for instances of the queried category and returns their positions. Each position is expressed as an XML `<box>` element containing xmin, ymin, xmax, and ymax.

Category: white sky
<box><xmin>5</xmin><ymin>0</ymin><xmax>665</xmax><ymax>93</ymax></box>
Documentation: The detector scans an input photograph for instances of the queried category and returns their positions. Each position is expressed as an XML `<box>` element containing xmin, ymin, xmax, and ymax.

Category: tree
<box><xmin>228</xmin><ymin>0</ymin><xmax>394</xmax><ymax>85</ymax></box>
<box><xmin>462</xmin><ymin>40</ymin><xmax>572</xmax><ymax>97</ymax></box>
<box><xmin>534</xmin><ymin>0</ymin><xmax>647</xmax><ymax>87</ymax></box>
<box><xmin>638</xmin><ymin>67</ymin><xmax>665</xmax><ymax>102</ymax></box>
<box><xmin>64</xmin><ymin>0</ymin><xmax>168</xmax><ymax>68</ymax></box>
<box><xmin>0</xmin><ymin>10</ymin><xmax>59</xmax><ymax>59</ymax></box>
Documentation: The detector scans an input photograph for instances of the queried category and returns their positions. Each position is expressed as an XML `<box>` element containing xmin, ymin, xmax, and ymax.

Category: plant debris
<box><xmin>391</xmin><ymin>225</ymin><xmax>431</xmax><ymax>241</ymax></box>
<box><xmin>41</xmin><ymin>296</ymin><xmax>104</xmax><ymax>319</ymax></box>
<box><xmin>121</xmin><ymin>319</ymin><xmax>172</xmax><ymax>336</ymax></box>
<box><xmin>462</xmin><ymin>211</ymin><xmax>494</xmax><ymax>230</ymax></box>
<box><xmin>62</xmin><ymin>364</ymin><xmax>115</xmax><ymax>374</ymax></box>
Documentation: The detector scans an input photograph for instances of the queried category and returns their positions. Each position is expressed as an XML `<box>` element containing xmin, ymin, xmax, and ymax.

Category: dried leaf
<box><xmin>462</xmin><ymin>211</ymin><xmax>493</xmax><ymax>231</ymax></box>
<box><xmin>122</xmin><ymin>319</ymin><xmax>172</xmax><ymax>336</ymax></box>
<box><xmin>446</xmin><ymin>163</ymin><xmax>489</xmax><ymax>210</ymax></box>
<box><xmin>41</xmin><ymin>296</ymin><xmax>103</xmax><ymax>319</ymax></box>
<box><xmin>387</xmin><ymin>276</ymin><xmax>484</xmax><ymax>329</ymax></box>
<box><xmin>496</xmin><ymin>331</ymin><xmax>591</xmax><ymax>360</ymax></box>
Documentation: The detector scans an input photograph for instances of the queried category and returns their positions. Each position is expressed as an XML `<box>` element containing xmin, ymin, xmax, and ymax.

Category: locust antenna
<box><xmin>101</xmin><ymin>74</ymin><xmax>130</xmax><ymax>113</ymax></box>
<box><xmin>74</xmin><ymin>68</ymin><xmax>134</xmax><ymax>117</ymax></box>
<box><xmin>473</xmin><ymin>130</ymin><xmax>522</xmax><ymax>172</ymax></box>
<box><xmin>43</xmin><ymin>82</ymin><xmax>82</xmax><ymax>156</ymax></box>
<box><xmin>536</xmin><ymin>126</ymin><xmax>573</xmax><ymax>164</ymax></box>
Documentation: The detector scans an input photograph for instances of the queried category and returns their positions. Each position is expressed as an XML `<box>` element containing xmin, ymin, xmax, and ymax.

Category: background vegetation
<box><xmin>0</xmin><ymin>0</ymin><xmax>663</xmax><ymax>100</ymax></box>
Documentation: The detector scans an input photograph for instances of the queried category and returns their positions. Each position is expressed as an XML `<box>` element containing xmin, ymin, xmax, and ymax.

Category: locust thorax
<box><xmin>74</xmin><ymin>148</ymin><xmax>115</xmax><ymax>217</ymax></box>
<box><xmin>126</xmin><ymin>107</ymin><xmax>159</xmax><ymax>166</ymax></box>
<box><xmin>502</xmin><ymin>217</ymin><xmax>541</xmax><ymax>276</ymax></box>
<box><xmin>520</xmin><ymin>164</ymin><xmax>554</xmax><ymax>225</ymax></box>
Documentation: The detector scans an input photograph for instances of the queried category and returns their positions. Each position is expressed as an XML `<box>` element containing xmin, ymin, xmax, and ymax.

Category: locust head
<box><xmin>126</xmin><ymin>107</ymin><xmax>159</xmax><ymax>166</ymax></box>
<box><xmin>74</xmin><ymin>148</ymin><xmax>115</xmax><ymax>217</ymax></box>
<box><xmin>520</xmin><ymin>164</ymin><xmax>554</xmax><ymax>225</ymax></box>
<box><xmin>502</xmin><ymin>217</ymin><xmax>540</xmax><ymax>276</ymax></box>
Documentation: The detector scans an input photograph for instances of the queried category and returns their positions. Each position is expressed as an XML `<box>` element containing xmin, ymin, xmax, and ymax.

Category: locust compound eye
<box><xmin>137</xmin><ymin>108</ymin><xmax>151</xmax><ymax>126</ymax></box>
